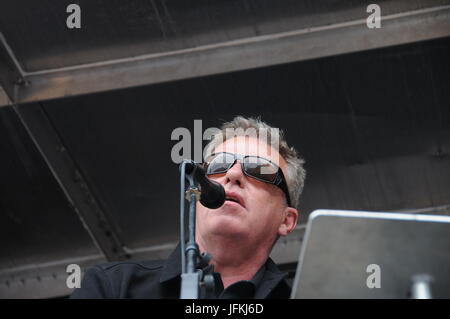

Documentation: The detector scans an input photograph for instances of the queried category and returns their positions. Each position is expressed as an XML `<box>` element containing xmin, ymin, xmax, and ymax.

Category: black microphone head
<box><xmin>179</xmin><ymin>159</ymin><xmax>225</xmax><ymax>209</ymax></box>
<box><xmin>200</xmin><ymin>179</ymin><xmax>226</xmax><ymax>209</ymax></box>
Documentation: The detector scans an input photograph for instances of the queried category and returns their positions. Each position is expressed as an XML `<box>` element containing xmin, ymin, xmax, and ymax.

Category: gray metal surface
<box><xmin>0</xmin><ymin>107</ymin><xmax>100</xmax><ymax>268</ymax></box>
<box><xmin>0</xmin><ymin>106</ymin><xmax>101</xmax><ymax>298</ymax></box>
<box><xmin>291</xmin><ymin>210</ymin><xmax>450</xmax><ymax>298</ymax></box>
<box><xmin>0</xmin><ymin>33</ymin><xmax>26</xmax><ymax>103</ymax></box>
<box><xmin>1</xmin><ymin>1</ymin><xmax>450</xmax><ymax>106</ymax></box>
<box><xmin>1</xmin><ymin>0</ymin><xmax>447</xmax><ymax>71</ymax></box>
<box><xmin>11</xmin><ymin>103</ymin><xmax>128</xmax><ymax>261</ymax></box>
<box><xmin>0</xmin><ymin>241</ymin><xmax>179</xmax><ymax>299</ymax></box>
<box><xmin>0</xmin><ymin>86</ymin><xmax>11</xmax><ymax>106</ymax></box>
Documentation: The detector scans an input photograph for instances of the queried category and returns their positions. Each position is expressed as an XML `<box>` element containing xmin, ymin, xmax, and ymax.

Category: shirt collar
<box><xmin>254</xmin><ymin>257</ymin><xmax>289</xmax><ymax>299</ymax></box>
<box><xmin>159</xmin><ymin>242</ymin><xmax>289</xmax><ymax>298</ymax></box>
<box><xmin>159</xmin><ymin>242</ymin><xmax>183</xmax><ymax>283</ymax></box>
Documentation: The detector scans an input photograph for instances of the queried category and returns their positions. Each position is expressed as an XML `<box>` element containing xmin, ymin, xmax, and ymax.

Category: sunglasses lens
<box><xmin>205</xmin><ymin>153</ymin><xmax>290</xmax><ymax>205</ymax></box>
<box><xmin>243</xmin><ymin>157</ymin><xmax>278</xmax><ymax>182</ymax></box>
<box><xmin>206</xmin><ymin>153</ymin><xmax>235</xmax><ymax>175</ymax></box>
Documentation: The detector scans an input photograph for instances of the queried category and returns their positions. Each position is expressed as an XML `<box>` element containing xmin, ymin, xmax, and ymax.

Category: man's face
<box><xmin>196</xmin><ymin>136</ymin><xmax>298</xmax><ymax>249</ymax></box>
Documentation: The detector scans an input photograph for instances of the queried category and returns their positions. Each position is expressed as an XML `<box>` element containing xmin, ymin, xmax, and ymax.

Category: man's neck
<box><xmin>197</xmin><ymin>236</ymin><xmax>272</xmax><ymax>288</ymax></box>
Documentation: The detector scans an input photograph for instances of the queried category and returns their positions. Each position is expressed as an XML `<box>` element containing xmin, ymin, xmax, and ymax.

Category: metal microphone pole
<box><xmin>179</xmin><ymin>160</ymin><xmax>214</xmax><ymax>299</ymax></box>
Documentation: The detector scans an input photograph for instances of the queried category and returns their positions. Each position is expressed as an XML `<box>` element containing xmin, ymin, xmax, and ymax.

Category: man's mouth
<box><xmin>224</xmin><ymin>191</ymin><xmax>245</xmax><ymax>208</ymax></box>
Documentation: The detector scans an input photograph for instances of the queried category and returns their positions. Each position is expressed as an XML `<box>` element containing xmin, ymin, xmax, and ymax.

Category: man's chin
<box><xmin>205</xmin><ymin>217</ymin><xmax>248</xmax><ymax>238</ymax></box>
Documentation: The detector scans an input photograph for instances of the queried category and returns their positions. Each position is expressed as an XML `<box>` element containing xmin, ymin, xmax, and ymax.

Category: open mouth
<box><xmin>225</xmin><ymin>197</ymin><xmax>240</xmax><ymax>204</ymax></box>
<box><xmin>224</xmin><ymin>192</ymin><xmax>245</xmax><ymax>208</ymax></box>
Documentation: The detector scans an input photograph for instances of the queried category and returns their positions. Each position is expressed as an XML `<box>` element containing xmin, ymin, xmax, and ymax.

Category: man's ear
<box><xmin>277</xmin><ymin>207</ymin><xmax>298</xmax><ymax>236</ymax></box>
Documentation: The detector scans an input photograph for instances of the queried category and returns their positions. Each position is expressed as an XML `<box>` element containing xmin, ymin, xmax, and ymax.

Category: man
<box><xmin>71</xmin><ymin>116</ymin><xmax>306</xmax><ymax>299</ymax></box>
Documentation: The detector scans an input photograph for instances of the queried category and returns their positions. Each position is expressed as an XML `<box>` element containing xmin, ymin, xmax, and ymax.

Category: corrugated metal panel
<box><xmin>1</xmin><ymin>0</ymin><xmax>448</xmax><ymax>72</ymax></box>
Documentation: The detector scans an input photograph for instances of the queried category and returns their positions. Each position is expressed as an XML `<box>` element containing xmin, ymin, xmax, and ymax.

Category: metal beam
<box><xmin>0</xmin><ymin>86</ymin><xmax>11</xmax><ymax>107</ymax></box>
<box><xmin>0</xmin><ymin>33</ymin><xmax>28</xmax><ymax>103</ymax></box>
<box><xmin>0</xmin><ymin>5</ymin><xmax>449</xmax><ymax>107</ymax></box>
<box><xmin>0</xmin><ymin>242</ymin><xmax>177</xmax><ymax>299</ymax></box>
<box><xmin>9</xmin><ymin>103</ymin><xmax>129</xmax><ymax>262</ymax></box>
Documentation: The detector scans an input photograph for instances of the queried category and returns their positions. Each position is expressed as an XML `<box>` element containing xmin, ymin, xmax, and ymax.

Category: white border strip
<box><xmin>309</xmin><ymin>209</ymin><xmax>450</xmax><ymax>223</ymax></box>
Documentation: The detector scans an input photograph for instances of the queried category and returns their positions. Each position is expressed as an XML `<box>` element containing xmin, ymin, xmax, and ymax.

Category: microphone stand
<box><xmin>179</xmin><ymin>161</ymin><xmax>214</xmax><ymax>299</ymax></box>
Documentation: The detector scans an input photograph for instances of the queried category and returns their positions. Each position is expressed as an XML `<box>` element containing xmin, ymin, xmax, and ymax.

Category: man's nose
<box><xmin>224</xmin><ymin>161</ymin><xmax>245</xmax><ymax>187</ymax></box>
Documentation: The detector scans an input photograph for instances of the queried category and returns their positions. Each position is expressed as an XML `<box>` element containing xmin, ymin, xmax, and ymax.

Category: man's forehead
<box><xmin>213</xmin><ymin>136</ymin><xmax>284</xmax><ymax>166</ymax></box>
<box><xmin>216</xmin><ymin>136</ymin><xmax>270</xmax><ymax>151</ymax></box>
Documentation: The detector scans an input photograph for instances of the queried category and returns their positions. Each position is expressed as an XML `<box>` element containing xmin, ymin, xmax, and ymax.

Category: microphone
<box><xmin>181</xmin><ymin>160</ymin><xmax>226</xmax><ymax>209</ymax></box>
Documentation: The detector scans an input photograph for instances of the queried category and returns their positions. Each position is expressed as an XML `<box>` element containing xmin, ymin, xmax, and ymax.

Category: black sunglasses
<box><xmin>203</xmin><ymin>152</ymin><xmax>292</xmax><ymax>207</ymax></box>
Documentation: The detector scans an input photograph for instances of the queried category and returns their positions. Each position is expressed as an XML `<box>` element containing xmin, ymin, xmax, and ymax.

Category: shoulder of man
<box><xmin>262</xmin><ymin>258</ymin><xmax>292</xmax><ymax>299</ymax></box>
<box><xmin>70</xmin><ymin>259</ymin><xmax>172</xmax><ymax>299</ymax></box>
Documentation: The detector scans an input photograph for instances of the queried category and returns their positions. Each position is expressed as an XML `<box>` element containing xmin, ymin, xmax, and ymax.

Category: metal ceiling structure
<box><xmin>1</xmin><ymin>0</ymin><xmax>450</xmax><ymax>298</ymax></box>
<box><xmin>1</xmin><ymin>0</ymin><xmax>450</xmax><ymax>106</ymax></box>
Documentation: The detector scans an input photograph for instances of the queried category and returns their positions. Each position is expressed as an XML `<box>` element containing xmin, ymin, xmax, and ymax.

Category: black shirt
<box><xmin>199</xmin><ymin>262</ymin><xmax>266</xmax><ymax>298</ymax></box>
<box><xmin>70</xmin><ymin>244</ymin><xmax>291</xmax><ymax>299</ymax></box>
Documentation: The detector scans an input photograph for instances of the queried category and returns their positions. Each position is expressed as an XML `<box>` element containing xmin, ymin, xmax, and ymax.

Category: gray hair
<box><xmin>204</xmin><ymin>116</ymin><xmax>306</xmax><ymax>209</ymax></box>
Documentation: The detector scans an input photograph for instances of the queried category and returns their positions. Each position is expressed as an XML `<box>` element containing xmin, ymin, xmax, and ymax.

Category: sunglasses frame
<box><xmin>203</xmin><ymin>152</ymin><xmax>292</xmax><ymax>207</ymax></box>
